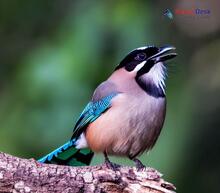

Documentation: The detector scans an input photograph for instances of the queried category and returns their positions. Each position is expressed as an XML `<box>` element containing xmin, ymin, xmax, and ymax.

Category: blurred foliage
<box><xmin>0</xmin><ymin>1</ymin><xmax>220</xmax><ymax>192</ymax></box>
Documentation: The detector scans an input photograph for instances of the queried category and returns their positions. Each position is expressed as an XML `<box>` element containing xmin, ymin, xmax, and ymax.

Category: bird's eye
<box><xmin>135</xmin><ymin>53</ymin><xmax>146</xmax><ymax>61</ymax></box>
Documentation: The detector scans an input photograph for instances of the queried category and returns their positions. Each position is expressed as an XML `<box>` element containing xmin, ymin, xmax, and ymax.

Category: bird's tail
<box><xmin>38</xmin><ymin>139</ymin><xmax>94</xmax><ymax>166</ymax></box>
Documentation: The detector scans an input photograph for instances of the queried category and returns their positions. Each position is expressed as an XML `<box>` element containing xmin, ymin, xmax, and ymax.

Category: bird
<box><xmin>38</xmin><ymin>45</ymin><xmax>177</xmax><ymax>170</ymax></box>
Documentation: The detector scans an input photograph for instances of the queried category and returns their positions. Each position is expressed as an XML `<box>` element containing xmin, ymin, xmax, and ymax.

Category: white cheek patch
<box><xmin>148</xmin><ymin>62</ymin><xmax>166</xmax><ymax>93</ymax></box>
<box><xmin>134</xmin><ymin>61</ymin><xmax>146</xmax><ymax>72</ymax></box>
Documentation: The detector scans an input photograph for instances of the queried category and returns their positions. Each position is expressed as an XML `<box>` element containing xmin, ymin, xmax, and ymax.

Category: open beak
<box><xmin>148</xmin><ymin>46</ymin><xmax>177</xmax><ymax>63</ymax></box>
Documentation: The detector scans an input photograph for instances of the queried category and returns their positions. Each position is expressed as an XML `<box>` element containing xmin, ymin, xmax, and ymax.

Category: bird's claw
<box><xmin>104</xmin><ymin>151</ymin><xmax>120</xmax><ymax>171</ymax></box>
<box><xmin>133</xmin><ymin>158</ymin><xmax>146</xmax><ymax>171</ymax></box>
<box><xmin>104</xmin><ymin>159</ymin><xmax>121</xmax><ymax>171</ymax></box>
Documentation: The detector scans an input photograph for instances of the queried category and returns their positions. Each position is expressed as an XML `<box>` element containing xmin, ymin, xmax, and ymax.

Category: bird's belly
<box><xmin>85</xmin><ymin>95</ymin><xmax>166</xmax><ymax>157</ymax></box>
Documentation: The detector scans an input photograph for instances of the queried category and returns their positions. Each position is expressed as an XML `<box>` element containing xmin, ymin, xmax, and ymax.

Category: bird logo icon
<box><xmin>163</xmin><ymin>9</ymin><xmax>174</xmax><ymax>19</ymax></box>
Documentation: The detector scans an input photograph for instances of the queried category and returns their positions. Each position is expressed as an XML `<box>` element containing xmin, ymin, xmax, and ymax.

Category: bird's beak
<box><xmin>148</xmin><ymin>46</ymin><xmax>177</xmax><ymax>63</ymax></box>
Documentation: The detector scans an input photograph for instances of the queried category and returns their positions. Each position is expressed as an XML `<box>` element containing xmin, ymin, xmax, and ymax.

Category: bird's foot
<box><xmin>104</xmin><ymin>151</ymin><xmax>120</xmax><ymax>171</ymax></box>
<box><xmin>133</xmin><ymin>158</ymin><xmax>146</xmax><ymax>171</ymax></box>
<box><xmin>104</xmin><ymin>159</ymin><xmax>121</xmax><ymax>171</ymax></box>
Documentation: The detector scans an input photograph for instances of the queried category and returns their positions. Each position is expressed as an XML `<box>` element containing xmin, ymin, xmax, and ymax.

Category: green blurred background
<box><xmin>0</xmin><ymin>0</ymin><xmax>220</xmax><ymax>192</ymax></box>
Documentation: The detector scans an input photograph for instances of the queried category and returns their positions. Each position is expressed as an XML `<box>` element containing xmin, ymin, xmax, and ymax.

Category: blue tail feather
<box><xmin>38</xmin><ymin>139</ymin><xmax>94</xmax><ymax>166</ymax></box>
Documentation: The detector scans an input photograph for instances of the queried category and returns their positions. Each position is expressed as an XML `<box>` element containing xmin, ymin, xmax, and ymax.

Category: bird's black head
<box><xmin>115</xmin><ymin>45</ymin><xmax>177</xmax><ymax>76</ymax></box>
<box><xmin>115</xmin><ymin>45</ymin><xmax>177</xmax><ymax>98</ymax></box>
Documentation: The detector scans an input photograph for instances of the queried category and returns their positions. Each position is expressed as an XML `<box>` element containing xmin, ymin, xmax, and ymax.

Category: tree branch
<box><xmin>0</xmin><ymin>152</ymin><xmax>176</xmax><ymax>193</ymax></box>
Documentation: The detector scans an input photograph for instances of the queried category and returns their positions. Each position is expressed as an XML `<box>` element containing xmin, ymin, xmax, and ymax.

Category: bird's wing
<box><xmin>39</xmin><ymin>91</ymin><xmax>119</xmax><ymax>167</ymax></box>
<box><xmin>72</xmin><ymin>92</ymin><xmax>118</xmax><ymax>139</ymax></box>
